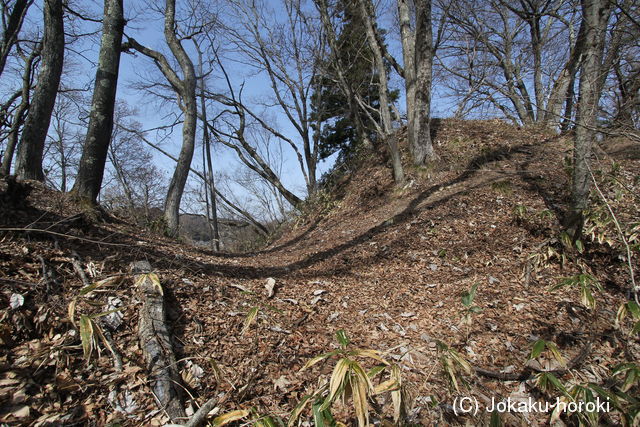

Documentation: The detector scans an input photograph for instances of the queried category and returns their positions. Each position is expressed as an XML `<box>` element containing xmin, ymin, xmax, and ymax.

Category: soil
<box><xmin>1</xmin><ymin>119</ymin><xmax>638</xmax><ymax>426</ymax></box>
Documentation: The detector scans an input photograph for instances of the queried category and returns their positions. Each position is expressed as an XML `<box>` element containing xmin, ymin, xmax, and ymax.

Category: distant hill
<box><xmin>179</xmin><ymin>213</ymin><xmax>263</xmax><ymax>250</ymax></box>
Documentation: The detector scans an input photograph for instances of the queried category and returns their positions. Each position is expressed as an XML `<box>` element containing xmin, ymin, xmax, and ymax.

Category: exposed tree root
<box><xmin>183</xmin><ymin>397</ymin><xmax>218</xmax><ymax>427</ymax></box>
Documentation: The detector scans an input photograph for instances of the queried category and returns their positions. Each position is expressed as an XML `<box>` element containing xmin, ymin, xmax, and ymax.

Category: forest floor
<box><xmin>1</xmin><ymin>119</ymin><xmax>639</xmax><ymax>426</ymax></box>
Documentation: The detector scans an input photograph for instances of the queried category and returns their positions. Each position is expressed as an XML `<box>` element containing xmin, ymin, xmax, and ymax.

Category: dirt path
<box><xmin>1</xmin><ymin>121</ymin><xmax>638</xmax><ymax>425</ymax></box>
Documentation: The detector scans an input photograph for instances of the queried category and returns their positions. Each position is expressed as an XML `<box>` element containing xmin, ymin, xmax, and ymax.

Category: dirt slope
<box><xmin>1</xmin><ymin>119</ymin><xmax>639</xmax><ymax>426</ymax></box>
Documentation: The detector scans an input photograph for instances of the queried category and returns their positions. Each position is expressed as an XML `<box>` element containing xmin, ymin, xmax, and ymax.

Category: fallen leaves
<box><xmin>0</xmin><ymin>121</ymin><xmax>638</xmax><ymax>425</ymax></box>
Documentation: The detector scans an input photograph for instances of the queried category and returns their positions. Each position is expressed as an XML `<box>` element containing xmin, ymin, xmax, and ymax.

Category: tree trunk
<box><xmin>0</xmin><ymin>0</ymin><xmax>32</xmax><ymax>79</ymax></box>
<box><xmin>197</xmin><ymin>46</ymin><xmax>221</xmax><ymax>251</ymax></box>
<box><xmin>305</xmin><ymin>147</ymin><xmax>317</xmax><ymax>194</ymax></box>
<box><xmin>412</xmin><ymin>0</ymin><xmax>436</xmax><ymax>165</ymax></box>
<box><xmin>164</xmin><ymin>98</ymin><xmax>196</xmax><ymax>235</ymax></box>
<box><xmin>57</xmin><ymin>136</ymin><xmax>67</xmax><ymax>192</ymax></box>
<box><xmin>203</xmin><ymin>134</ymin><xmax>220</xmax><ymax>251</ymax></box>
<box><xmin>161</xmin><ymin>0</ymin><xmax>197</xmax><ymax>236</ymax></box>
<box><xmin>529</xmin><ymin>16</ymin><xmax>544</xmax><ymax>122</ymax></box>
<box><xmin>358</xmin><ymin>0</ymin><xmax>404</xmax><ymax>184</ymax></box>
<box><xmin>133</xmin><ymin>262</ymin><xmax>186</xmax><ymax>422</ymax></box>
<box><xmin>0</xmin><ymin>44</ymin><xmax>40</xmax><ymax>176</ymax></box>
<box><xmin>15</xmin><ymin>0</ymin><xmax>64</xmax><ymax>181</ymax></box>
<box><xmin>614</xmin><ymin>61</ymin><xmax>640</xmax><ymax>128</ymax></box>
<box><xmin>397</xmin><ymin>0</ymin><xmax>417</xmax><ymax>157</ymax></box>
<box><xmin>566</xmin><ymin>0</ymin><xmax>611</xmax><ymax>239</ymax></box>
<box><xmin>398</xmin><ymin>0</ymin><xmax>436</xmax><ymax>166</ymax></box>
<box><xmin>544</xmin><ymin>21</ymin><xmax>585</xmax><ymax>129</ymax></box>
<box><xmin>72</xmin><ymin>0</ymin><xmax>124</xmax><ymax>204</ymax></box>
<box><xmin>560</xmin><ymin>75</ymin><xmax>577</xmax><ymax>132</ymax></box>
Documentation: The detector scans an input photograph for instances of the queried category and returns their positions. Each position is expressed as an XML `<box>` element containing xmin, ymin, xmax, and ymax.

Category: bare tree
<box><xmin>42</xmin><ymin>95</ymin><xmax>82</xmax><ymax>191</ymax></box>
<box><xmin>599</xmin><ymin>1</ymin><xmax>640</xmax><ymax>130</ymax></box>
<box><xmin>397</xmin><ymin>0</ymin><xmax>439</xmax><ymax>165</ymax></box>
<box><xmin>72</xmin><ymin>0</ymin><xmax>125</xmax><ymax>204</ymax></box>
<box><xmin>221</xmin><ymin>0</ymin><xmax>325</xmax><ymax>195</ymax></box>
<box><xmin>103</xmin><ymin>104</ymin><xmax>145</xmax><ymax>215</ymax></box>
<box><xmin>611</xmin><ymin>54</ymin><xmax>640</xmax><ymax>129</ymax></box>
<box><xmin>195</xmin><ymin>40</ymin><xmax>221</xmax><ymax>251</ymax></box>
<box><xmin>442</xmin><ymin>0</ymin><xmax>582</xmax><ymax>127</ymax></box>
<box><xmin>0</xmin><ymin>40</ymin><xmax>40</xmax><ymax>175</ymax></box>
<box><xmin>566</xmin><ymin>0</ymin><xmax>612</xmax><ymax>238</ymax></box>
<box><xmin>356</xmin><ymin>0</ymin><xmax>404</xmax><ymax>183</ymax></box>
<box><xmin>15</xmin><ymin>0</ymin><xmax>64</xmax><ymax>181</ymax></box>
<box><xmin>0</xmin><ymin>0</ymin><xmax>33</xmax><ymax>78</ymax></box>
<box><xmin>543</xmin><ymin>9</ymin><xmax>585</xmax><ymax>129</ymax></box>
<box><xmin>205</xmin><ymin>47</ymin><xmax>304</xmax><ymax>208</ymax></box>
<box><xmin>103</xmin><ymin>110</ymin><xmax>167</xmax><ymax>222</ymax></box>
<box><xmin>118</xmin><ymin>122</ymin><xmax>270</xmax><ymax>236</ymax></box>
<box><xmin>123</xmin><ymin>0</ymin><xmax>199</xmax><ymax>236</ymax></box>
<box><xmin>223</xmin><ymin>127</ymin><xmax>292</xmax><ymax>226</ymax></box>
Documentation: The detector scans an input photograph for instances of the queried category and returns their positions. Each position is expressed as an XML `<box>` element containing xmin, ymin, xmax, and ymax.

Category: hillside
<box><xmin>1</xmin><ymin>119</ymin><xmax>639</xmax><ymax>426</ymax></box>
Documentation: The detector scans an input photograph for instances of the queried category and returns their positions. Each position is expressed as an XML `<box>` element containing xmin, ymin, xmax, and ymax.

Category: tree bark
<box><xmin>412</xmin><ymin>0</ymin><xmax>437</xmax><ymax>165</ymax></box>
<box><xmin>132</xmin><ymin>262</ymin><xmax>186</xmax><ymax>422</ymax></box>
<box><xmin>161</xmin><ymin>0</ymin><xmax>197</xmax><ymax>236</ymax></box>
<box><xmin>15</xmin><ymin>0</ymin><xmax>64</xmax><ymax>181</ymax></box>
<box><xmin>566</xmin><ymin>0</ymin><xmax>612</xmax><ymax>239</ymax></box>
<box><xmin>544</xmin><ymin>21</ymin><xmax>585</xmax><ymax>129</ymax></box>
<box><xmin>357</xmin><ymin>0</ymin><xmax>404</xmax><ymax>184</ymax></box>
<box><xmin>397</xmin><ymin>0</ymin><xmax>416</xmax><ymax>157</ymax></box>
<box><xmin>72</xmin><ymin>0</ymin><xmax>124</xmax><ymax>204</ymax></box>
<box><xmin>123</xmin><ymin>0</ymin><xmax>197</xmax><ymax>236</ymax></box>
<box><xmin>529</xmin><ymin>15</ymin><xmax>544</xmax><ymax>121</ymax></box>
<box><xmin>398</xmin><ymin>0</ymin><xmax>436</xmax><ymax>166</ymax></box>
<box><xmin>560</xmin><ymin>73</ymin><xmax>577</xmax><ymax>132</ymax></box>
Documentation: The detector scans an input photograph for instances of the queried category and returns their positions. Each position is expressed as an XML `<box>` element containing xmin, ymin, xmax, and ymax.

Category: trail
<box><xmin>1</xmin><ymin>119</ymin><xmax>638</xmax><ymax>425</ymax></box>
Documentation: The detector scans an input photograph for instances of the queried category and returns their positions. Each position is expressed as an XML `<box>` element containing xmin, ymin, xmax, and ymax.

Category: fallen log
<box><xmin>132</xmin><ymin>261</ymin><xmax>186</xmax><ymax>422</ymax></box>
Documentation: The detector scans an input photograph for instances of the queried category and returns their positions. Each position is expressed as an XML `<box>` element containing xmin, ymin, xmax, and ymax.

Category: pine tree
<box><xmin>311</xmin><ymin>0</ymin><xmax>397</xmax><ymax>162</ymax></box>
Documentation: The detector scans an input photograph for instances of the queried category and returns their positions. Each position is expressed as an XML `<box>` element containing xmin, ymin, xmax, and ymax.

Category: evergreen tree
<box><xmin>311</xmin><ymin>0</ymin><xmax>397</xmax><ymax>162</ymax></box>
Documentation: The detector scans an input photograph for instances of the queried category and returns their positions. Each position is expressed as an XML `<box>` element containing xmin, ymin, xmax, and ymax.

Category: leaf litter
<box><xmin>0</xmin><ymin>119</ymin><xmax>638</xmax><ymax>425</ymax></box>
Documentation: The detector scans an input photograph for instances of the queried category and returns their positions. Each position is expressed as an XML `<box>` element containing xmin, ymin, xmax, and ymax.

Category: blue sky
<box><xmin>4</xmin><ymin>0</ymin><xmax>458</xmax><ymax>219</ymax></box>
<box><xmin>116</xmin><ymin>0</ymin><xmax>332</xmax><ymax>208</ymax></box>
